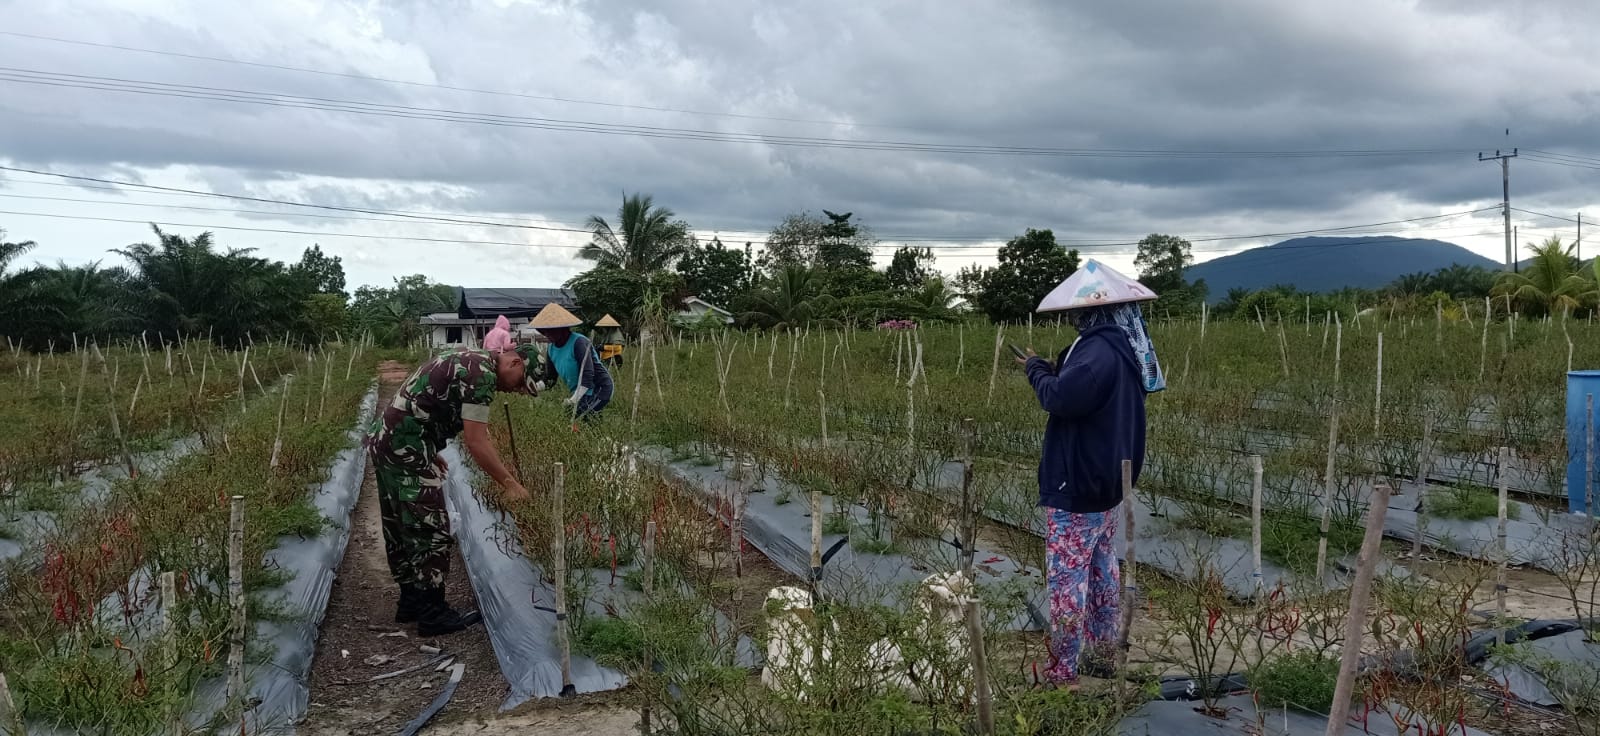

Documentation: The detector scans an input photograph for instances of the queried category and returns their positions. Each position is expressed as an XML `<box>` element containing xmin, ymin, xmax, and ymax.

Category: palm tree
<box><xmin>116</xmin><ymin>225</ymin><xmax>304</xmax><ymax>344</ymax></box>
<box><xmin>582</xmin><ymin>193</ymin><xmax>692</xmax><ymax>273</ymax></box>
<box><xmin>1491</xmin><ymin>236</ymin><xmax>1597</xmax><ymax>316</ymax></box>
<box><xmin>33</xmin><ymin>261</ymin><xmax>140</xmax><ymax>344</ymax></box>
<box><xmin>739</xmin><ymin>266</ymin><xmax>836</xmax><ymax>329</ymax></box>
<box><xmin>0</xmin><ymin>232</ymin><xmax>54</xmax><ymax>344</ymax></box>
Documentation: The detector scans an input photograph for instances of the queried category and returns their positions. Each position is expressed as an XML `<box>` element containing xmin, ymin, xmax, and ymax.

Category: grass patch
<box><xmin>1249</xmin><ymin>649</ymin><xmax>1339</xmax><ymax>714</ymax></box>
<box><xmin>1260</xmin><ymin>511</ymin><xmax>1363</xmax><ymax>575</ymax></box>
<box><xmin>1427</xmin><ymin>485</ymin><xmax>1520</xmax><ymax>521</ymax></box>
<box><xmin>850</xmin><ymin>526</ymin><xmax>897</xmax><ymax>555</ymax></box>
<box><xmin>773</xmin><ymin>488</ymin><xmax>792</xmax><ymax>505</ymax></box>
<box><xmin>574</xmin><ymin>615</ymin><xmax>646</xmax><ymax>668</ymax></box>
<box><xmin>821</xmin><ymin>511</ymin><xmax>851</xmax><ymax>535</ymax></box>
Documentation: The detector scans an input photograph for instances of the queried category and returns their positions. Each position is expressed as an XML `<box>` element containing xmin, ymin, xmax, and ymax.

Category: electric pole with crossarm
<box><xmin>1480</xmin><ymin>147</ymin><xmax>1517</xmax><ymax>272</ymax></box>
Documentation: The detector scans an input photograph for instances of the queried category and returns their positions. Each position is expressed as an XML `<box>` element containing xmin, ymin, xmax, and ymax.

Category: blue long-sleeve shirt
<box><xmin>1023</xmin><ymin>324</ymin><xmax>1146</xmax><ymax>513</ymax></box>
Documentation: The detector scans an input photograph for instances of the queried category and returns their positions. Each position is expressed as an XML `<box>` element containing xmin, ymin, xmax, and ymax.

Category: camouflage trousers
<box><xmin>372</xmin><ymin>453</ymin><xmax>452</xmax><ymax>590</ymax></box>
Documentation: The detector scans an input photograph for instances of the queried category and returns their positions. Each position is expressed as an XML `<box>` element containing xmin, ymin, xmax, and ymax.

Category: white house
<box><xmin>422</xmin><ymin>287</ymin><xmax>579</xmax><ymax>349</ymax></box>
<box><xmin>673</xmin><ymin>295</ymin><xmax>735</xmax><ymax>326</ymax></box>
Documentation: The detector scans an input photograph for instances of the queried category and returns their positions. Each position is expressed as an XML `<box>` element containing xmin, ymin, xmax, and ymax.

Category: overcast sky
<box><xmin>3</xmin><ymin>0</ymin><xmax>1599</xmax><ymax>291</ymax></box>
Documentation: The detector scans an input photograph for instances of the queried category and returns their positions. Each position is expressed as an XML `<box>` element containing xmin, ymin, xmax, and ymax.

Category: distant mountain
<box><xmin>1185</xmin><ymin>236</ymin><xmax>1500</xmax><ymax>301</ymax></box>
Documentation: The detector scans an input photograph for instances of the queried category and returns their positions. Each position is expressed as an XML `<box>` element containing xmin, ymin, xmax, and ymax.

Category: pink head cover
<box><xmin>483</xmin><ymin>315</ymin><xmax>514</xmax><ymax>352</ymax></box>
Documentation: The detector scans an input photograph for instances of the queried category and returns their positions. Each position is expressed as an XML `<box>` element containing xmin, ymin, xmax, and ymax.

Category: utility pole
<box><xmin>1578</xmin><ymin>213</ymin><xmax>1583</xmax><ymax>263</ymax></box>
<box><xmin>1480</xmin><ymin>148</ymin><xmax>1518</xmax><ymax>272</ymax></box>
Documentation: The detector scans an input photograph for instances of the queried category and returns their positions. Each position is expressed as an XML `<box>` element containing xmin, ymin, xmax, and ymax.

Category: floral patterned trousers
<box><xmin>1044</xmin><ymin>507</ymin><xmax>1121</xmax><ymax>683</ymax></box>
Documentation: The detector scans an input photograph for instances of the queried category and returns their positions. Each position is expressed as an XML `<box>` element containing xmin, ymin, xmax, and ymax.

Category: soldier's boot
<box><xmin>416</xmin><ymin>587</ymin><xmax>483</xmax><ymax>637</ymax></box>
<box><xmin>394</xmin><ymin>584</ymin><xmax>424</xmax><ymax>624</ymax></box>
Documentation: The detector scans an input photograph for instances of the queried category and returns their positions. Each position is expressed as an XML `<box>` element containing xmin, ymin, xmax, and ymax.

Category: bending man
<box><xmin>365</xmin><ymin>342</ymin><xmax>540</xmax><ymax>636</ymax></box>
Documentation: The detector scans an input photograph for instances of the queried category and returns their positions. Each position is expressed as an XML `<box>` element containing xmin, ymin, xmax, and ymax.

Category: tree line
<box><xmin>0</xmin><ymin>225</ymin><xmax>457</xmax><ymax>350</ymax></box>
<box><xmin>566</xmin><ymin>192</ymin><xmax>1210</xmax><ymax>332</ymax></box>
<box><xmin>9</xmin><ymin>203</ymin><xmax>1593</xmax><ymax>352</ymax></box>
<box><xmin>1209</xmin><ymin>237</ymin><xmax>1600</xmax><ymax>323</ymax></box>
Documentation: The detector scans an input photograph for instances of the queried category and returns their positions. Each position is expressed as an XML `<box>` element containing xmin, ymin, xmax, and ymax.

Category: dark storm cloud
<box><xmin>2</xmin><ymin>0</ymin><xmax>1599</xmax><ymax>274</ymax></box>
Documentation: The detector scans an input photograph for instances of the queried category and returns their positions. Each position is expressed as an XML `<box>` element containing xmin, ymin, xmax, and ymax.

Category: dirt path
<box><xmin>301</xmin><ymin>361</ymin><xmax>512</xmax><ymax>734</ymax></box>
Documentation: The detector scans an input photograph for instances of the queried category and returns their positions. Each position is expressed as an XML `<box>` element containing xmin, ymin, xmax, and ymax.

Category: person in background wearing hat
<box><xmin>1014</xmin><ymin>260</ymin><xmax>1164</xmax><ymax>687</ymax></box>
<box><xmin>531</xmin><ymin>303</ymin><xmax>614</xmax><ymax>419</ymax></box>
<box><xmin>364</xmin><ymin>314</ymin><xmax>541</xmax><ymax>636</ymax></box>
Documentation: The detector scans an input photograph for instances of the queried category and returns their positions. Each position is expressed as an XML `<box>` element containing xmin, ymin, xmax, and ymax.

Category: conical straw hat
<box><xmin>595</xmin><ymin>314</ymin><xmax>622</xmax><ymax>328</ymax></box>
<box><xmin>1036</xmin><ymin>259</ymin><xmax>1158</xmax><ymax>313</ymax></box>
<box><xmin>530</xmin><ymin>302</ymin><xmax>583</xmax><ymax>328</ymax></box>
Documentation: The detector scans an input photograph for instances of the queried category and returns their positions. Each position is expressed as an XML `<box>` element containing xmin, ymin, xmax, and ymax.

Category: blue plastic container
<box><xmin>1568</xmin><ymin>370</ymin><xmax>1600</xmax><ymax>514</ymax></box>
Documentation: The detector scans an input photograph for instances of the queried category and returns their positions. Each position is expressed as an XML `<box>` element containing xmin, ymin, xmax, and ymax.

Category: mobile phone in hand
<box><xmin>1008</xmin><ymin>344</ymin><xmax>1029</xmax><ymax>361</ymax></box>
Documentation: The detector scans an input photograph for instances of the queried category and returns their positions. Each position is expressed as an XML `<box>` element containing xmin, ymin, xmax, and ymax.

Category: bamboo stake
<box><xmin>782</xmin><ymin>328</ymin><xmax>798</xmax><ymax>410</ymax></box>
<box><xmin>236</xmin><ymin>345</ymin><xmax>250</xmax><ymax>413</ymax></box>
<box><xmin>318</xmin><ymin>346</ymin><xmax>332</xmax><ymax>419</ymax></box>
<box><xmin>1117</xmin><ymin>459</ymin><xmax>1138</xmax><ymax>689</ymax></box>
<box><xmin>1496</xmin><ymin>446</ymin><xmax>1511</xmax><ymax>642</ymax></box>
<box><xmin>1480</xmin><ymin>297</ymin><xmax>1491</xmax><ymax>381</ymax></box>
<box><xmin>552</xmin><ymin>463</ymin><xmax>575</xmax><ymax>696</ymax></box>
<box><xmin>1317</xmin><ymin>402</ymin><xmax>1341</xmax><ymax>582</ymax></box>
<box><xmin>128</xmin><ymin>371</ymin><xmax>145</xmax><ymax>419</ymax></box>
<box><xmin>813</xmin><ymin>389</ymin><xmax>828</xmax><ymax>590</ymax></box>
<box><xmin>650</xmin><ymin>334</ymin><xmax>664</xmax><ymax>405</ymax></box>
<box><xmin>270</xmin><ymin>377</ymin><xmax>292</xmax><ymax>470</ymax></box>
<box><xmin>1332</xmin><ymin>316</ymin><xmax>1342</xmax><ymax>385</ymax></box>
<box><xmin>1373</xmin><ymin>332</ymin><xmax>1384</xmax><ymax>437</ymax></box>
<box><xmin>894</xmin><ymin>328</ymin><xmax>904</xmax><ymax>382</ymax></box>
<box><xmin>103</xmin><ymin>366</ymin><xmax>136</xmax><ymax>479</ymax></box>
<box><xmin>0</xmin><ymin>672</ymin><xmax>22</xmax><ymax>736</ymax></box>
<box><xmin>640</xmin><ymin>520</ymin><xmax>656</xmax><ymax>733</ymax></box>
<box><xmin>226</xmin><ymin>495</ymin><xmax>246</xmax><ymax>706</ymax></box>
<box><xmin>345</xmin><ymin>343</ymin><xmax>357</xmax><ymax>380</ymax></box>
<box><xmin>1250</xmin><ymin>455</ymin><xmax>1264</xmax><ymax>597</ymax></box>
<box><xmin>985</xmin><ymin>325</ymin><xmax>1004</xmax><ymax>407</ymax></box>
<box><xmin>966</xmin><ymin>560</ymin><xmax>994</xmax><ymax>735</ymax></box>
<box><xmin>1413</xmin><ymin>414</ymin><xmax>1434</xmax><ymax>560</ymax></box>
<box><xmin>1276</xmin><ymin>318</ymin><xmax>1290</xmax><ymax>377</ymax></box>
<box><xmin>1324</xmin><ymin>483</ymin><xmax>1391</xmax><ymax>736</ymax></box>
<box><xmin>767</xmin><ymin>331</ymin><xmax>777</xmax><ymax>382</ymax></box>
<box><xmin>1200</xmin><ymin>301</ymin><xmax>1208</xmax><ymax>342</ymax></box>
<box><xmin>956</xmin><ymin>321</ymin><xmax>965</xmax><ymax>375</ymax></box>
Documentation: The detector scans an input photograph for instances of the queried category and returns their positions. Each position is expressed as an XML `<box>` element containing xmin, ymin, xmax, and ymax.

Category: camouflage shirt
<box><xmin>368</xmin><ymin>349</ymin><xmax>498</xmax><ymax>467</ymax></box>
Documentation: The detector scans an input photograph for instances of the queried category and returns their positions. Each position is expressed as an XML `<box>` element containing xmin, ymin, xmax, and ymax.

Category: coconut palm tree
<box><xmin>1491</xmin><ymin>236</ymin><xmax>1598</xmax><ymax>316</ymax></box>
<box><xmin>582</xmin><ymin>193</ymin><xmax>692</xmax><ymax>273</ymax></box>
<box><xmin>739</xmin><ymin>266</ymin><xmax>837</xmax><ymax>329</ymax></box>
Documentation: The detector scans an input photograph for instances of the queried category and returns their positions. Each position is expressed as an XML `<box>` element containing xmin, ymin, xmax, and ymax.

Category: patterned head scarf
<box><xmin>1067</xmin><ymin>302</ymin><xmax>1166</xmax><ymax>393</ymax></box>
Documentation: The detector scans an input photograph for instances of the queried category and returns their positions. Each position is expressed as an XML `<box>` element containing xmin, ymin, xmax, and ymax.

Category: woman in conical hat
<box><xmin>1014</xmin><ymin>259</ymin><xmax>1164</xmax><ymax>687</ymax></box>
<box><xmin>531</xmin><ymin>302</ymin><xmax>614</xmax><ymax>419</ymax></box>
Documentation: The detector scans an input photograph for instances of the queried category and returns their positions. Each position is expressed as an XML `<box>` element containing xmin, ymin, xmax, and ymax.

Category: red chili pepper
<box><xmin>1206</xmin><ymin>607</ymin><xmax>1222</xmax><ymax>638</ymax></box>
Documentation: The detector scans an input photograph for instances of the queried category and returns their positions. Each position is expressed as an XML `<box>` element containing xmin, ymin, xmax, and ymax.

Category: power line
<box><xmin>1523</xmin><ymin>149</ymin><xmax>1600</xmax><ymax>167</ymax></box>
<box><xmin>0</xmin><ymin>67</ymin><xmax>1479</xmax><ymax>160</ymax></box>
<box><xmin>0</xmin><ymin>208</ymin><xmax>590</xmax><ymax>249</ymax></box>
<box><xmin>1519</xmin><ymin>153</ymin><xmax>1600</xmax><ymax>172</ymax></box>
<box><xmin>0</xmin><ymin>165</ymin><xmax>1504</xmax><ymax>252</ymax></box>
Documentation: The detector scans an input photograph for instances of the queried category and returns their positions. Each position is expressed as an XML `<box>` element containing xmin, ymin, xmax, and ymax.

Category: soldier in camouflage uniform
<box><xmin>366</xmin><ymin>345</ymin><xmax>540</xmax><ymax>635</ymax></box>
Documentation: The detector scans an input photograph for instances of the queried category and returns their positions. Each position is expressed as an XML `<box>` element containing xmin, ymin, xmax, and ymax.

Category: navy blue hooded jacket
<box><xmin>1023</xmin><ymin>324</ymin><xmax>1146</xmax><ymax>513</ymax></box>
